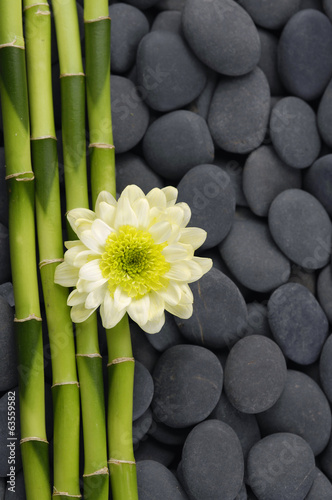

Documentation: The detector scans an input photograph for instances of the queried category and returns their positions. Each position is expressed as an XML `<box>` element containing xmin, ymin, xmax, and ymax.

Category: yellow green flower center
<box><xmin>100</xmin><ymin>225</ymin><xmax>170</xmax><ymax>298</ymax></box>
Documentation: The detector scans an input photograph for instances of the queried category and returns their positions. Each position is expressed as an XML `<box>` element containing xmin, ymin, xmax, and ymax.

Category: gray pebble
<box><xmin>243</xmin><ymin>145</ymin><xmax>302</xmax><ymax>217</ymax></box>
<box><xmin>156</xmin><ymin>0</ymin><xmax>185</xmax><ymax>10</ymax></box>
<box><xmin>134</xmin><ymin>436</ymin><xmax>176</xmax><ymax>467</ymax></box>
<box><xmin>287</xmin><ymin>264</ymin><xmax>316</xmax><ymax>295</ymax></box>
<box><xmin>115</xmin><ymin>153</ymin><xmax>164</xmax><ymax>194</ymax></box>
<box><xmin>305</xmin><ymin>468</ymin><xmax>332</xmax><ymax>500</ymax></box>
<box><xmin>133</xmin><ymin>361</ymin><xmax>154</xmax><ymax>421</ymax></box>
<box><xmin>323</xmin><ymin>0</ymin><xmax>332</xmax><ymax>20</ymax></box>
<box><xmin>208</xmin><ymin>68</ymin><xmax>270</xmax><ymax>154</ymax></box>
<box><xmin>133</xmin><ymin>409</ymin><xmax>153</xmax><ymax>448</ymax></box>
<box><xmin>213</xmin><ymin>153</ymin><xmax>248</xmax><ymax>207</ymax></box>
<box><xmin>317</xmin><ymin>264</ymin><xmax>332</xmax><ymax>323</ymax></box>
<box><xmin>144</xmin><ymin>312</ymin><xmax>184</xmax><ymax>353</ymax></box>
<box><xmin>245</xmin><ymin>302</ymin><xmax>272</xmax><ymax>339</ymax></box>
<box><xmin>143</xmin><ymin>110</ymin><xmax>214</xmax><ymax>180</ymax></box>
<box><xmin>0</xmin><ymin>297</ymin><xmax>16</xmax><ymax>392</ymax></box>
<box><xmin>182</xmin><ymin>0</ymin><xmax>261</xmax><ymax>76</ymax></box>
<box><xmin>257</xmin><ymin>29</ymin><xmax>285</xmax><ymax>96</ymax></box>
<box><xmin>317</xmin><ymin>77</ymin><xmax>332</xmax><ymax>148</ymax></box>
<box><xmin>219</xmin><ymin>214</ymin><xmax>291</xmax><ymax>293</ymax></box>
<box><xmin>270</xmin><ymin>97</ymin><xmax>321</xmax><ymax>168</ymax></box>
<box><xmin>137</xmin><ymin>460</ymin><xmax>188</xmax><ymax>500</ymax></box>
<box><xmin>319</xmin><ymin>335</ymin><xmax>332</xmax><ymax>404</ymax></box>
<box><xmin>278</xmin><ymin>9</ymin><xmax>332</xmax><ymax>100</ymax></box>
<box><xmin>186</xmin><ymin>69</ymin><xmax>217</xmax><ymax>121</ymax></box>
<box><xmin>304</xmin><ymin>154</ymin><xmax>332</xmax><ymax>217</ymax></box>
<box><xmin>151</xmin><ymin>10</ymin><xmax>182</xmax><ymax>34</ymax></box>
<box><xmin>136</xmin><ymin>31</ymin><xmax>207</xmax><ymax>112</ymax></box>
<box><xmin>109</xmin><ymin>3</ymin><xmax>149</xmax><ymax>74</ymax></box>
<box><xmin>237</xmin><ymin>0</ymin><xmax>301</xmax><ymax>29</ymax></box>
<box><xmin>121</xmin><ymin>0</ymin><xmax>160</xmax><ymax>9</ymax></box>
<box><xmin>268</xmin><ymin>188</ymin><xmax>332</xmax><ymax>270</ymax></box>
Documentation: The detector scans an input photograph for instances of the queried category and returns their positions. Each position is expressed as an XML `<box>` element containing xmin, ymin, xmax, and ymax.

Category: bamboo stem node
<box><xmin>53</xmin><ymin>487</ymin><xmax>82</xmax><ymax>498</ymax></box>
<box><xmin>0</xmin><ymin>38</ymin><xmax>24</xmax><ymax>50</ymax></box>
<box><xmin>107</xmin><ymin>356</ymin><xmax>135</xmax><ymax>367</ymax></box>
<box><xmin>83</xmin><ymin>467</ymin><xmax>109</xmax><ymax>477</ymax></box>
<box><xmin>51</xmin><ymin>381</ymin><xmax>79</xmax><ymax>388</ymax></box>
<box><xmin>39</xmin><ymin>258</ymin><xmax>64</xmax><ymax>269</ymax></box>
<box><xmin>89</xmin><ymin>143</ymin><xmax>114</xmax><ymax>150</ymax></box>
<box><xmin>84</xmin><ymin>16</ymin><xmax>111</xmax><ymax>23</ymax></box>
<box><xmin>76</xmin><ymin>352</ymin><xmax>102</xmax><ymax>358</ymax></box>
<box><xmin>5</xmin><ymin>171</ymin><xmax>34</xmax><ymax>181</ymax></box>
<box><xmin>20</xmin><ymin>436</ymin><xmax>49</xmax><ymax>444</ymax></box>
<box><xmin>14</xmin><ymin>314</ymin><xmax>42</xmax><ymax>322</ymax></box>
<box><xmin>108</xmin><ymin>459</ymin><xmax>136</xmax><ymax>466</ymax></box>
<box><xmin>59</xmin><ymin>72</ymin><xmax>85</xmax><ymax>78</ymax></box>
<box><xmin>23</xmin><ymin>2</ymin><xmax>49</xmax><ymax>11</ymax></box>
<box><xmin>31</xmin><ymin>135</ymin><xmax>57</xmax><ymax>141</ymax></box>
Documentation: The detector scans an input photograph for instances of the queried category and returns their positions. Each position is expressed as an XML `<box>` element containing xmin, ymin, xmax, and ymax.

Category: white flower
<box><xmin>54</xmin><ymin>185</ymin><xmax>212</xmax><ymax>333</ymax></box>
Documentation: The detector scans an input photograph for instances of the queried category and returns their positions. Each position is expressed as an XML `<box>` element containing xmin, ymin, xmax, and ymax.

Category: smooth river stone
<box><xmin>306</xmin><ymin>468</ymin><xmax>332</xmax><ymax>500</ymax></box>
<box><xmin>257</xmin><ymin>29</ymin><xmax>285</xmax><ymax>96</ymax></box>
<box><xmin>317</xmin><ymin>77</ymin><xmax>332</xmax><ymax>148</ymax></box>
<box><xmin>278</xmin><ymin>9</ymin><xmax>332</xmax><ymax>101</ymax></box>
<box><xmin>182</xmin><ymin>0</ymin><xmax>261</xmax><ymax>76</ymax></box>
<box><xmin>247</xmin><ymin>433</ymin><xmax>315</xmax><ymax>500</ymax></box>
<box><xmin>121</xmin><ymin>0</ymin><xmax>160</xmax><ymax>9</ymax></box>
<box><xmin>136</xmin><ymin>30</ymin><xmax>206</xmax><ymax>112</ymax></box>
<box><xmin>224</xmin><ymin>335</ymin><xmax>287</xmax><ymax>414</ymax></box>
<box><xmin>143</xmin><ymin>110</ymin><xmax>214</xmax><ymax>180</ymax></box>
<box><xmin>268</xmin><ymin>282</ymin><xmax>329</xmax><ymax>365</ymax></box>
<box><xmin>137</xmin><ymin>460</ymin><xmax>188</xmax><ymax>500</ymax></box>
<box><xmin>151</xmin><ymin>10</ymin><xmax>182</xmax><ymax>34</ymax></box>
<box><xmin>270</xmin><ymin>96</ymin><xmax>321</xmax><ymax>168</ymax></box>
<box><xmin>317</xmin><ymin>264</ymin><xmax>332</xmax><ymax>323</ymax></box>
<box><xmin>109</xmin><ymin>3</ymin><xmax>149</xmax><ymax>74</ymax></box>
<box><xmin>243</xmin><ymin>145</ymin><xmax>302</xmax><ymax>217</ymax></box>
<box><xmin>256</xmin><ymin>370</ymin><xmax>332</xmax><ymax>456</ymax></box>
<box><xmin>176</xmin><ymin>164</ymin><xmax>236</xmax><ymax>250</ymax></box>
<box><xmin>320</xmin><ymin>334</ymin><xmax>332</xmax><ymax>404</ymax></box>
<box><xmin>219</xmin><ymin>214</ymin><xmax>291</xmax><ymax>293</ymax></box>
<box><xmin>208</xmin><ymin>67</ymin><xmax>270</xmax><ymax>154</ymax></box>
<box><xmin>268</xmin><ymin>188</ymin><xmax>332</xmax><ymax>270</ymax></box>
<box><xmin>237</xmin><ymin>0</ymin><xmax>301</xmax><ymax>29</ymax></box>
<box><xmin>115</xmin><ymin>153</ymin><xmax>164</xmax><ymax>194</ymax></box>
<box><xmin>304</xmin><ymin>154</ymin><xmax>332</xmax><ymax>216</ymax></box>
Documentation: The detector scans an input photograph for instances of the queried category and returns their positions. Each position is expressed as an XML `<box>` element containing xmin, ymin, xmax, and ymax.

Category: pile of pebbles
<box><xmin>1</xmin><ymin>0</ymin><xmax>332</xmax><ymax>498</ymax></box>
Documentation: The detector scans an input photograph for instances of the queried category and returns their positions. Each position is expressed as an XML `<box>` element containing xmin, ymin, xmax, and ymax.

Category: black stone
<box><xmin>133</xmin><ymin>361</ymin><xmax>154</xmax><ymax>421</ymax></box>
<box><xmin>136</xmin><ymin>31</ymin><xmax>207</xmax><ymax>112</ymax></box>
<box><xmin>180</xmin><ymin>420</ymin><xmax>244</xmax><ymax>500</ymax></box>
<box><xmin>278</xmin><ymin>9</ymin><xmax>332</xmax><ymax>100</ymax></box>
<box><xmin>144</xmin><ymin>312</ymin><xmax>184</xmax><ymax>353</ymax></box>
<box><xmin>269</xmin><ymin>97</ymin><xmax>321</xmax><ymax>169</ymax></box>
<box><xmin>323</xmin><ymin>0</ymin><xmax>332</xmax><ymax>20</ymax></box>
<box><xmin>130</xmin><ymin>322</ymin><xmax>159</xmax><ymax>373</ymax></box>
<box><xmin>174</xmin><ymin>267</ymin><xmax>247</xmax><ymax>350</ymax></box>
<box><xmin>109</xmin><ymin>3</ymin><xmax>149</xmax><ymax>74</ymax></box>
<box><xmin>0</xmin><ymin>297</ymin><xmax>16</xmax><ymax>392</ymax></box>
<box><xmin>152</xmin><ymin>344</ymin><xmax>223</xmax><ymax>428</ymax></box>
<box><xmin>142</xmin><ymin>110</ymin><xmax>214</xmax><ymax>180</ymax></box>
<box><xmin>247</xmin><ymin>433</ymin><xmax>315</xmax><ymax>500</ymax></box>
<box><xmin>219</xmin><ymin>213</ymin><xmax>291</xmax><ymax>293</ymax></box>
<box><xmin>0</xmin><ymin>224</ymin><xmax>10</xmax><ymax>285</ymax></box>
<box><xmin>121</xmin><ymin>0</ymin><xmax>160</xmax><ymax>9</ymax></box>
<box><xmin>137</xmin><ymin>460</ymin><xmax>188</xmax><ymax>500</ymax></box>
<box><xmin>156</xmin><ymin>0</ymin><xmax>185</xmax><ymax>10</ymax></box>
<box><xmin>318</xmin><ymin>77</ymin><xmax>332</xmax><ymax>148</ymax></box>
<box><xmin>148</xmin><ymin>417</ymin><xmax>189</xmax><ymax>446</ymax></box>
<box><xmin>133</xmin><ymin>408</ymin><xmax>153</xmax><ymax>448</ymax></box>
<box><xmin>182</xmin><ymin>0</ymin><xmax>260</xmax><ymax>76</ymax></box>
<box><xmin>208</xmin><ymin>68</ymin><xmax>270</xmax><ymax>154</ymax></box>
<box><xmin>245</xmin><ymin>302</ymin><xmax>273</xmax><ymax>339</ymax></box>
<box><xmin>268</xmin><ymin>189</ymin><xmax>332</xmax><ymax>270</ymax></box>
<box><xmin>304</xmin><ymin>154</ymin><xmax>332</xmax><ymax>217</ymax></box>
<box><xmin>257</xmin><ymin>29</ymin><xmax>285</xmax><ymax>96</ymax></box>
<box><xmin>243</xmin><ymin>145</ymin><xmax>302</xmax><ymax>217</ymax></box>
<box><xmin>237</xmin><ymin>0</ymin><xmax>301</xmax><ymax>29</ymax></box>
<box><xmin>317</xmin><ymin>264</ymin><xmax>332</xmax><ymax>323</ymax></box>
<box><xmin>256</xmin><ymin>370</ymin><xmax>332</xmax><ymax>456</ymax></box>
<box><xmin>224</xmin><ymin>335</ymin><xmax>287</xmax><ymax>414</ymax></box>
<box><xmin>111</xmin><ymin>75</ymin><xmax>149</xmax><ymax>154</ymax></box>
<box><xmin>213</xmin><ymin>153</ymin><xmax>248</xmax><ymax>207</ymax></box>
<box><xmin>0</xmin><ymin>283</ymin><xmax>14</xmax><ymax>308</ymax></box>
<box><xmin>320</xmin><ymin>335</ymin><xmax>332</xmax><ymax>404</ymax></box>
<box><xmin>209</xmin><ymin>392</ymin><xmax>261</xmax><ymax>463</ymax></box>
<box><xmin>134</xmin><ymin>437</ymin><xmax>176</xmax><ymax>467</ymax></box>
<box><xmin>186</xmin><ymin>69</ymin><xmax>217</xmax><ymax>121</ymax></box>
<box><xmin>287</xmin><ymin>264</ymin><xmax>316</xmax><ymax>296</ymax></box>
<box><xmin>151</xmin><ymin>10</ymin><xmax>182</xmax><ymax>34</ymax></box>
<box><xmin>115</xmin><ymin>153</ymin><xmax>164</xmax><ymax>194</ymax></box>
<box><xmin>306</xmin><ymin>468</ymin><xmax>332</xmax><ymax>500</ymax></box>
<box><xmin>268</xmin><ymin>282</ymin><xmax>329</xmax><ymax>365</ymax></box>
<box><xmin>177</xmin><ymin>164</ymin><xmax>236</xmax><ymax>250</ymax></box>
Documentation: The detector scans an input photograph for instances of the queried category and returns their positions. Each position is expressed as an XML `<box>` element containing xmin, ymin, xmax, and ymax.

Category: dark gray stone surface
<box><xmin>237</xmin><ymin>0</ymin><xmax>301</xmax><ymax>29</ymax></box>
<box><xmin>318</xmin><ymin>77</ymin><xmax>332</xmax><ymax>148</ymax></box>
<box><xmin>317</xmin><ymin>264</ymin><xmax>332</xmax><ymax>323</ymax></box>
<box><xmin>304</xmin><ymin>154</ymin><xmax>332</xmax><ymax>216</ymax></box>
<box><xmin>257</xmin><ymin>29</ymin><xmax>285</xmax><ymax>96</ymax></box>
<box><xmin>137</xmin><ymin>460</ymin><xmax>188</xmax><ymax>500</ymax></box>
<box><xmin>319</xmin><ymin>335</ymin><xmax>332</xmax><ymax>404</ymax></box>
<box><xmin>115</xmin><ymin>153</ymin><xmax>164</xmax><ymax>194</ymax></box>
<box><xmin>0</xmin><ymin>297</ymin><xmax>16</xmax><ymax>392</ymax></box>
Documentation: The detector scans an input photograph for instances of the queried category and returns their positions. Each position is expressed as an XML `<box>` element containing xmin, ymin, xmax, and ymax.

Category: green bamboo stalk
<box><xmin>23</xmin><ymin>2</ymin><xmax>80</xmax><ymax>498</ymax></box>
<box><xmin>84</xmin><ymin>3</ymin><xmax>138</xmax><ymax>498</ymax></box>
<box><xmin>52</xmin><ymin>2</ymin><xmax>108</xmax><ymax>498</ymax></box>
<box><xmin>0</xmin><ymin>2</ymin><xmax>51</xmax><ymax>498</ymax></box>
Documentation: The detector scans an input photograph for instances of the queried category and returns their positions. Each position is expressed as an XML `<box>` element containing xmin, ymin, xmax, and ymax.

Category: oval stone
<box><xmin>268</xmin><ymin>282</ymin><xmax>329</xmax><ymax>364</ymax></box>
<box><xmin>303</xmin><ymin>154</ymin><xmax>332</xmax><ymax>217</ymax></box>
<box><xmin>270</xmin><ymin>97</ymin><xmax>321</xmax><ymax>168</ymax></box>
<box><xmin>136</xmin><ymin>30</ymin><xmax>207</xmax><ymax>112</ymax></box>
<box><xmin>320</xmin><ymin>335</ymin><xmax>332</xmax><ymax>404</ymax></box>
<box><xmin>247</xmin><ymin>433</ymin><xmax>315</xmax><ymax>500</ymax></box>
<box><xmin>177</xmin><ymin>164</ymin><xmax>236</xmax><ymax>249</ymax></box>
<box><xmin>237</xmin><ymin>0</ymin><xmax>301</xmax><ymax>29</ymax></box>
<box><xmin>137</xmin><ymin>460</ymin><xmax>188</xmax><ymax>499</ymax></box>
<box><xmin>317</xmin><ymin>264</ymin><xmax>332</xmax><ymax>323</ymax></box>
<box><xmin>174</xmin><ymin>267</ymin><xmax>247</xmax><ymax>350</ymax></box>
<box><xmin>121</xmin><ymin>0</ymin><xmax>160</xmax><ymax>9</ymax></box>
<box><xmin>306</xmin><ymin>468</ymin><xmax>332</xmax><ymax>500</ymax></box>
<box><xmin>208</xmin><ymin>67</ymin><xmax>270</xmax><ymax>154</ymax></box>
<box><xmin>243</xmin><ymin>145</ymin><xmax>302</xmax><ymax>217</ymax></box>
<box><xmin>181</xmin><ymin>420</ymin><xmax>244</xmax><ymax>500</ymax></box>
<box><xmin>182</xmin><ymin>0</ymin><xmax>260</xmax><ymax>76</ymax></box>
<box><xmin>257</xmin><ymin>29</ymin><xmax>285</xmax><ymax>96</ymax></box>
<box><xmin>219</xmin><ymin>214</ymin><xmax>291</xmax><ymax>293</ymax></box>
<box><xmin>278</xmin><ymin>9</ymin><xmax>332</xmax><ymax>100</ymax></box>
<box><xmin>317</xmin><ymin>77</ymin><xmax>332</xmax><ymax>148</ymax></box>
<box><xmin>151</xmin><ymin>10</ymin><xmax>182</xmax><ymax>34</ymax></box>
<box><xmin>115</xmin><ymin>153</ymin><xmax>164</xmax><ymax>194</ymax></box>
<box><xmin>143</xmin><ymin>110</ymin><xmax>214</xmax><ymax>180</ymax></box>
<box><xmin>133</xmin><ymin>361</ymin><xmax>154</xmax><ymax>421</ymax></box>
<box><xmin>256</xmin><ymin>370</ymin><xmax>332</xmax><ymax>456</ymax></box>
<box><xmin>152</xmin><ymin>344</ymin><xmax>223</xmax><ymax>428</ymax></box>
<box><xmin>224</xmin><ymin>335</ymin><xmax>287</xmax><ymax>414</ymax></box>
<box><xmin>268</xmin><ymin>189</ymin><xmax>332</xmax><ymax>270</ymax></box>
<box><xmin>109</xmin><ymin>3</ymin><xmax>149</xmax><ymax>74</ymax></box>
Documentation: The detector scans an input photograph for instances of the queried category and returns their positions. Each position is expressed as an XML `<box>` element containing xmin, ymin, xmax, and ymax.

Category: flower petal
<box><xmin>178</xmin><ymin>283</ymin><xmax>193</xmax><ymax>304</ymax></box>
<box><xmin>85</xmin><ymin>283</ymin><xmax>108</xmax><ymax>309</ymax></box>
<box><xmin>71</xmin><ymin>303</ymin><xmax>97</xmax><ymax>323</ymax></box>
<box><xmin>127</xmin><ymin>295</ymin><xmax>150</xmax><ymax>327</ymax></box>
<box><xmin>91</xmin><ymin>219</ymin><xmax>113</xmax><ymax>246</ymax></box>
<box><xmin>95</xmin><ymin>190</ymin><xmax>116</xmax><ymax>215</ymax></box>
<box><xmin>54</xmin><ymin>262</ymin><xmax>79</xmax><ymax>287</ymax></box>
<box><xmin>179</xmin><ymin>227</ymin><xmax>207</xmax><ymax>250</ymax></box>
<box><xmin>67</xmin><ymin>207</ymin><xmax>96</xmax><ymax>233</ymax></box>
<box><xmin>74</xmin><ymin>250</ymin><xmax>100</xmax><ymax>268</ymax></box>
<box><xmin>187</xmin><ymin>257</ymin><xmax>213</xmax><ymax>282</ymax></box>
<box><xmin>79</xmin><ymin>230</ymin><xmax>105</xmax><ymax>254</ymax></box>
<box><xmin>165</xmin><ymin>302</ymin><xmax>193</xmax><ymax>319</ymax></box>
<box><xmin>100</xmin><ymin>292</ymin><xmax>126</xmax><ymax>329</ymax></box>
<box><xmin>162</xmin><ymin>243</ymin><xmax>193</xmax><ymax>262</ymax></box>
<box><xmin>164</xmin><ymin>262</ymin><xmax>192</xmax><ymax>281</ymax></box>
<box><xmin>147</xmin><ymin>291</ymin><xmax>165</xmax><ymax>320</ymax></box>
<box><xmin>77</xmin><ymin>277</ymin><xmax>108</xmax><ymax>293</ymax></box>
<box><xmin>132</xmin><ymin>198</ymin><xmax>150</xmax><ymax>229</ymax></box>
<box><xmin>176</xmin><ymin>202</ymin><xmax>191</xmax><ymax>227</ymax></box>
<box><xmin>142</xmin><ymin>313</ymin><xmax>165</xmax><ymax>334</ymax></box>
<box><xmin>121</xmin><ymin>185</ymin><xmax>145</xmax><ymax>205</ymax></box>
<box><xmin>158</xmin><ymin>282</ymin><xmax>182</xmax><ymax>306</ymax></box>
<box><xmin>113</xmin><ymin>286</ymin><xmax>132</xmax><ymax>311</ymax></box>
<box><xmin>113</xmin><ymin>194</ymin><xmax>138</xmax><ymax>229</ymax></box>
<box><xmin>149</xmin><ymin>221</ymin><xmax>172</xmax><ymax>244</ymax></box>
<box><xmin>79</xmin><ymin>259</ymin><xmax>103</xmax><ymax>281</ymax></box>
<box><xmin>64</xmin><ymin>239</ymin><xmax>81</xmax><ymax>250</ymax></box>
<box><xmin>146</xmin><ymin>188</ymin><xmax>166</xmax><ymax>209</ymax></box>
<box><xmin>162</xmin><ymin>186</ymin><xmax>178</xmax><ymax>207</ymax></box>
<box><xmin>97</xmin><ymin>201</ymin><xmax>116</xmax><ymax>228</ymax></box>
<box><xmin>67</xmin><ymin>289</ymin><xmax>87</xmax><ymax>306</ymax></box>
<box><xmin>64</xmin><ymin>242</ymin><xmax>87</xmax><ymax>266</ymax></box>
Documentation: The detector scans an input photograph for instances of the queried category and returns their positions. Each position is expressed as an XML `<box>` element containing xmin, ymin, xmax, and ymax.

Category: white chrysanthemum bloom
<box><xmin>54</xmin><ymin>185</ymin><xmax>212</xmax><ymax>333</ymax></box>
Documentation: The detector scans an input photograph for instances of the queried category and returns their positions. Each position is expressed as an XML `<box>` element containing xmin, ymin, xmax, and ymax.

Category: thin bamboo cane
<box><xmin>23</xmin><ymin>2</ymin><xmax>80</xmax><ymax>498</ymax></box>
<box><xmin>52</xmin><ymin>2</ymin><xmax>108</xmax><ymax>498</ymax></box>
<box><xmin>0</xmin><ymin>1</ymin><xmax>51</xmax><ymax>498</ymax></box>
<box><xmin>84</xmin><ymin>2</ymin><xmax>138</xmax><ymax>498</ymax></box>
